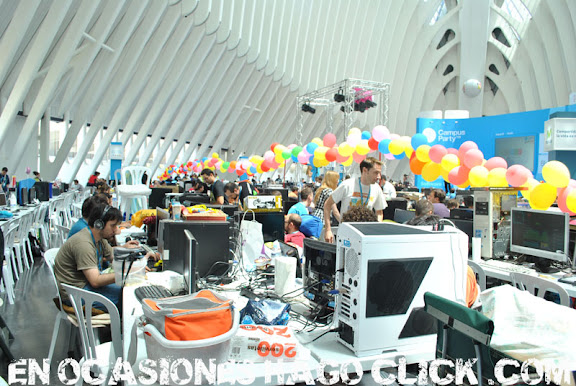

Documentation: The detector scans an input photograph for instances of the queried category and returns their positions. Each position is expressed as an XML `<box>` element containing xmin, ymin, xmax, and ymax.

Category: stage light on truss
<box><xmin>302</xmin><ymin>103</ymin><xmax>316</xmax><ymax>114</ymax></box>
<box><xmin>334</xmin><ymin>88</ymin><xmax>345</xmax><ymax>103</ymax></box>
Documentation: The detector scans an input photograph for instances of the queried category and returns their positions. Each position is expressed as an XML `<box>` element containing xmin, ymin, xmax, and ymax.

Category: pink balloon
<box><xmin>463</xmin><ymin>149</ymin><xmax>484</xmax><ymax>169</ymax></box>
<box><xmin>505</xmin><ymin>165</ymin><xmax>531</xmax><ymax>187</ymax></box>
<box><xmin>446</xmin><ymin>148</ymin><xmax>459</xmax><ymax>156</ymax></box>
<box><xmin>347</xmin><ymin>135</ymin><xmax>361</xmax><ymax>147</ymax></box>
<box><xmin>485</xmin><ymin>157</ymin><xmax>508</xmax><ymax>171</ymax></box>
<box><xmin>448</xmin><ymin>166</ymin><xmax>470</xmax><ymax>186</ymax></box>
<box><xmin>323</xmin><ymin>133</ymin><xmax>337</xmax><ymax>147</ymax></box>
<box><xmin>558</xmin><ymin>181</ymin><xmax>576</xmax><ymax>215</ymax></box>
<box><xmin>372</xmin><ymin>125</ymin><xmax>390</xmax><ymax>141</ymax></box>
<box><xmin>264</xmin><ymin>150</ymin><xmax>275</xmax><ymax>162</ymax></box>
<box><xmin>352</xmin><ymin>152</ymin><xmax>366</xmax><ymax>164</ymax></box>
<box><xmin>389</xmin><ymin>134</ymin><xmax>400</xmax><ymax>140</ymax></box>
<box><xmin>297</xmin><ymin>153</ymin><xmax>309</xmax><ymax>164</ymax></box>
<box><xmin>458</xmin><ymin>141</ymin><xmax>479</xmax><ymax>160</ymax></box>
<box><xmin>384</xmin><ymin>153</ymin><xmax>395</xmax><ymax>160</ymax></box>
<box><xmin>429</xmin><ymin>145</ymin><xmax>448</xmax><ymax>164</ymax></box>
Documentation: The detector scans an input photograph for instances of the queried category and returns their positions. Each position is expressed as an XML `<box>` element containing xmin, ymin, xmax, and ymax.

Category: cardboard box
<box><xmin>243</xmin><ymin>195</ymin><xmax>282</xmax><ymax>211</ymax></box>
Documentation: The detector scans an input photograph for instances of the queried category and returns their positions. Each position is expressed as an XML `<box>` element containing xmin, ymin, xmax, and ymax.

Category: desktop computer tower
<box><xmin>335</xmin><ymin>222</ymin><xmax>468</xmax><ymax>357</ymax></box>
<box><xmin>158</xmin><ymin>220</ymin><xmax>231</xmax><ymax>279</ymax></box>
<box><xmin>472</xmin><ymin>188</ymin><xmax>518</xmax><ymax>258</ymax></box>
<box><xmin>34</xmin><ymin>181</ymin><xmax>52</xmax><ymax>201</ymax></box>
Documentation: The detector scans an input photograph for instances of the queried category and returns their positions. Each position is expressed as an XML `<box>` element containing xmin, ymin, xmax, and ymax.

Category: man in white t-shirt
<box><xmin>380</xmin><ymin>174</ymin><xmax>397</xmax><ymax>200</ymax></box>
<box><xmin>323</xmin><ymin>157</ymin><xmax>387</xmax><ymax>243</ymax></box>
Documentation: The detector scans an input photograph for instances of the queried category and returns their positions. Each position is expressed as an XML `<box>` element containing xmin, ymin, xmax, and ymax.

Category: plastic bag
<box><xmin>240</xmin><ymin>298</ymin><xmax>290</xmax><ymax>325</ymax></box>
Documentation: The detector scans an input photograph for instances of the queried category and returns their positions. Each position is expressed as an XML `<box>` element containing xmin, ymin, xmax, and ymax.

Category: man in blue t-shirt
<box><xmin>0</xmin><ymin>167</ymin><xmax>9</xmax><ymax>193</ymax></box>
<box><xmin>288</xmin><ymin>187</ymin><xmax>313</xmax><ymax>217</ymax></box>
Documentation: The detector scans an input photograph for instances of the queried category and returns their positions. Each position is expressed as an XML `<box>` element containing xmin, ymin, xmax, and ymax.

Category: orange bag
<box><xmin>142</xmin><ymin>289</ymin><xmax>233</xmax><ymax>341</ymax></box>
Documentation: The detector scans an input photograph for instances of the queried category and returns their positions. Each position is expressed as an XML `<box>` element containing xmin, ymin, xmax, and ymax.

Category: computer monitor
<box><xmin>158</xmin><ymin>220</ymin><xmax>231</xmax><ymax>279</ymax></box>
<box><xmin>149</xmin><ymin>207</ymin><xmax>170</xmax><ymax>246</ymax></box>
<box><xmin>20</xmin><ymin>188</ymin><xmax>28</xmax><ymax>205</ymax></box>
<box><xmin>510</xmin><ymin>208</ymin><xmax>569</xmax><ymax>264</ymax></box>
<box><xmin>383</xmin><ymin>199</ymin><xmax>408</xmax><ymax>220</ymax></box>
<box><xmin>28</xmin><ymin>187</ymin><xmax>37</xmax><ymax>203</ymax></box>
<box><xmin>0</xmin><ymin>192</ymin><xmax>6</xmax><ymax>206</ymax></box>
<box><xmin>303</xmin><ymin>239</ymin><xmax>337</xmax><ymax>314</ymax></box>
<box><xmin>394</xmin><ymin>208</ymin><xmax>415</xmax><ymax>223</ymax></box>
<box><xmin>450</xmin><ymin>208</ymin><xmax>473</xmax><ymax>220</ymax></box>
<box><xmin>183</xmin><ymin>229</ymin><xmax>197</xmax><ymax>294</ymax></box>
<box><xmin>450</xmin><ymin>219</ymin><xmax>474</xmax><ymax>241</ymax></box>
<box><xmin>149</xmin><ymin>188</ymin><xmax>172</xmax><ymax>210</ymax></box>
<box><xmin>236</xmin><ymin>211</ymin><xmax>284</xmax><ymax>243</ymax></box>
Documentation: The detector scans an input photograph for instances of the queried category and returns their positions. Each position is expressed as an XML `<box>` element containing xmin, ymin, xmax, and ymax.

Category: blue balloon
<box><xmin>291</xmin><ymin>155</ymin><xmax>299</xmax><ymax>163</ymax></box>
<box><xmin>361</xmin><ymin>131</ymin><xmax>371</xmax><ymax>140</ymax></box>
<box><xmin>394</xmin><ymin>153</ymin><xmax>405</xmax><ymax>160</ymax></box>
<box><xmin>378</xmin><ymin>139</ymin><xmax>391</xmax><ymax>154</ymax></box>
<box><xmin>306</xmin><ymin>143</ymin><xmax>319</xmax><ymax>154</ymax></box>
<box><xmin>411</xmin><ymin>133</ymin><xmax>428</xmax><ymax>150</ymax></box>
<box><xmin>249</xmin><ymin>166</ymin><xmax>257</xmax><ymax>174</ymax></box>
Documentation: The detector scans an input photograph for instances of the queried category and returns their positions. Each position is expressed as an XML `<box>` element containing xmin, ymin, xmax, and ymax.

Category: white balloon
<box><xmin>422</xmin><ymin>127</ymin><xmax>437</xmax><ymax>143</ymax></box>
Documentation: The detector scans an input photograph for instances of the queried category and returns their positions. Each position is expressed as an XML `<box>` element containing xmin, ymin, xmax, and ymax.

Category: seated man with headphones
<box><xmin>54</xmin><ymin>204</ymin><xmax>124</xmax><ymax>310</ymax></box>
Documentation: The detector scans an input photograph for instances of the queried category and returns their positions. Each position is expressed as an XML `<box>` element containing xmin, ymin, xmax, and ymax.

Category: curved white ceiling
<box><xmin>0</xmin><ymin>0</ymin><xmax>574</xmax><ymax>181</ymax></box>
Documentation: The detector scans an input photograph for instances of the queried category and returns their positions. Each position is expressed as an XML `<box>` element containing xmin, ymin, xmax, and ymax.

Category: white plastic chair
<box><xmin>468</xmin><ymin>260</ymin><xmax>487</xmax><ymax>291</ymax></box>
<box><xmin>510</xmin><ymin>272</ymin><xmax>571</xmax><ymax>307</ymax></box>
<box><xmin>61</xmin><ymin>284</ymin><xmax>122</xmax><ymax>384</ymax></box>
<box><xmin>1</xmin><ymin>223</ymin><xmax>16</xmax><ymax>305</ymax></box>
<box><xmin>116</xmin><ymin>166</ymin><xmax>152</xmax><ymax>219</ymax></box>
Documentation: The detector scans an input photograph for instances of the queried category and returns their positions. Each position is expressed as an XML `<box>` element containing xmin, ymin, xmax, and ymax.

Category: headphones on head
<box><xmin>94</xmin><ymin>206</ymin><xmax>111</xmax><ymax>230</ymax></box>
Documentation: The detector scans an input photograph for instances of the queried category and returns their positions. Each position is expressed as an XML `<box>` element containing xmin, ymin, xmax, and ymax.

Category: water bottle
<box><xmin>9</xmin><ymin>191</ymin><xmax>17</xmax><ymax>208</ymax></box>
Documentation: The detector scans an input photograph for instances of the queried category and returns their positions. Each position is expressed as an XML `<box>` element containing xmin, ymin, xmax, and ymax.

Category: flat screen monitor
<box><xmin>183</xmin><ymin>229</ymin><xmax>197</xmax><ymax>294</ymax></box>
<box><xmin>179</xmin><ymin>193</ymin><xmax>210</xmax><ymax>206</ymax></box>
<box><xmin>495</xmin><ymin>135</ymin><xmax>535</xmax><ymax>171</ymax></box>
<box><xmin>0</xmin><ymin>192</ymin><xmax>6</xmax><ymax>206</ymax></box>
<box><xmin>383</xmin><ymin>199</ymin><xmax>408</xmax><ymax>221</ymax></box>
<box><xmin>152</xmin><ymin>207</ymin><xmax>170</xmax><ymax>246</ymax></box>
<box><xmin>394</xmin><ymin>209</ymin><xmax>415</xmax><ymax>224</ymax></box>
<box><xmin>510</xmin><ymin>207</ymin><xmax>569</xmax><ymax>263</ymax></box>
<box><xmin>149</xmin><ymin>188</ymin><xmax>172</xmax><ymax>210</ymax></box>
<box><xmin>450</xmin><ymin>219</ymin><xmax>473</xmax><ymax>241</ymax></box>
<box><xmin>21</xmin><ymin>188</ymin><xmax>28</xmax><ymax>205</ymax></box>
<box><xmin>236</xmin><ymin>211</ymin><xmax>284</xmax><ymax>243</ymax></box>
<box><xmin>28</xmin><ymin>187</ymin><xmax>37</xmax><ymax>203</ymax></box>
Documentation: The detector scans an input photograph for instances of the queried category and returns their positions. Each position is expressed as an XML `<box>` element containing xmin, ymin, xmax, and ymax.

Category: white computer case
<box><xmin>334</xmin><ymin>222</ymin><xmax>468</xmax><ymax>357</ymax></box>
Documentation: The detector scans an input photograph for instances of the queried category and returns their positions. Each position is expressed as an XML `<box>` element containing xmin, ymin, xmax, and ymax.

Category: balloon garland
<box><xmin>158</xmin><ymin>126</ymin><xmax>575</xmax><ymax>214</ymax></box>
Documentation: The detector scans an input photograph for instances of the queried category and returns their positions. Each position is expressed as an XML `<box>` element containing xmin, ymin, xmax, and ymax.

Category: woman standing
<box><xmin>312</xmin><ymin>170</ymin><xmax>340</xmax><ymax>224</ymax></box>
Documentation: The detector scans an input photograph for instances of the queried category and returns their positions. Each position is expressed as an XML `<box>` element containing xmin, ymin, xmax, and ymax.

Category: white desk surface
<box><xmin>477</xmin><ymin>259</ymin><xmax>576</xmax><ymax>297</ymax></box>
<box><xmin>122</xmin><ymin>284</ymin><xmax>324</xmax><ymax>386</ymax></box>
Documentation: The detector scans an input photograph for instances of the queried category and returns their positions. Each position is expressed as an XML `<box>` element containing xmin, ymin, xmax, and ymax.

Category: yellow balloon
<box><xmin>356</xmin><ymin>140</ymin><xmax>370</xmax><ymax>155</ymax></box>
<box><xmin>339</xmin><ymin>142</ymin><xmax>354</xmax><ymax>157</ymax></box>
<box><xmin>275</xmin><ymin>153</ymin><xmax>284</xmax><ymax>163</ymax></box>
<box><xmin>566</xmin><ymin>190</ymin><xmax>576</xmax><ymax>213</ymax></box>
<box><xmin>422</xmin><ymin>162</ymin><xmax>442</xmax><ymax>182</ymax></box>
<box><xmin>313</xmin><ymin>157</ymin><xmax>323</xmax><ymax>167</ymax></box>
<box><xmin>440</xmin><ymin>166</ymin><xmax>450</xmax><ymax>182</ymax></box>
<box><xmin>388</xmin><ymin>139</ymin><xmax>405</xmax><ymax>155</ymax></box>
<box><xmin>520</xmin><ymin>178</ymin><xmax>539</xmax><ymax>200</ymax></box>
<box><xmin>312</xmin><ymin>137</ymin><xmax>323</xmax><ymax>146</ymax></box>
<box><xmin>529</xmin><ymin>182</ymin><xmax>557</xmax><ymax>210</ymax></box>
<box><xmin>440</xmin><ymin>154</ymin><xmax>460</xmax><ymax>171</ymax></box>
<box><xmin>256</xmin><ymin>165</ymin><xmax>263</xmax><ymax>173</ymax></box>
<box><xmin>416</xmin><ymin>145</ymin><xmax>431</xmax><ymax>163</ymax></box>
<box><xmin>404</xmin><ymin>147</ymin><xmax>413</xmax><ymax>158</ymax></box>
<box><xmin>341</xmin><ymin>156</ymin><xmax>353</xmax><ymax>166</ymax></box>
<box><xmin>314</xmin><ymin>146</ymin><xmax>328</xmax><ymax>158</ymax></box>
<box><xmin>469</xmin><ymin>166</ymin><xmax>489</xmax><ymax>187</ymax></box>
<box><xmin>348</xmin><ymin>127</ymin><xmax>361</xmax><ymax>137</ymax></box>
<box><xmin>457</xmin><ymin>180</ymin><xmax>470</xmax><ymax>189</ymax></box>
<box><xmin>542</xmin><ymin>160</ymin><xmax>570</xmax><ymax>188</ymax></box>
<box><xmin>212</xmin><ymin>152</ymin><xmax>219</xmax><ymax>159</ymax></box>
<box><xmin>487</xmin><ymin>168</ymin><xmax>508</xmax><ymax>187</ymax></box>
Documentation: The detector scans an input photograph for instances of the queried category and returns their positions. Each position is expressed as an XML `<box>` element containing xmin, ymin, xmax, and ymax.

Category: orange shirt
<box><xmin>466</xmin><ymin>266</ymin><xmax>479</xmax><ymax>307</ymax></box>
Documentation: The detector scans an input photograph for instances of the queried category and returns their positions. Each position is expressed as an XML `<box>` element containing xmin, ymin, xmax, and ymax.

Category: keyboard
<box><xmin>134</xmin><ymin>285</ymin><xmax>173</xmax><ymax>302</ymax></box>
<box><xmin>480</xmin><ymin>259</ymin><xmax>535</xmax><ymax>274</ymax></box>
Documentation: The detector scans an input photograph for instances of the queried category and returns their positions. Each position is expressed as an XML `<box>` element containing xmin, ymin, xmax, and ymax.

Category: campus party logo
<box><xmin>437</xmin><ymin>128</ymin><xmax>466</xmax><ymax>143</ymax></box>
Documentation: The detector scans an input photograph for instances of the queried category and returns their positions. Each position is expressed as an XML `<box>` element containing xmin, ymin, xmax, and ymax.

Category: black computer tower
<box><xmin>158</xmin><ymin>220</ymin><xmax>231</xmax><ymax>279</ymax></box>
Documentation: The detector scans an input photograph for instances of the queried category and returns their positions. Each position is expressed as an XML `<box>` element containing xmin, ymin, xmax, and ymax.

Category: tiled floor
<box><xmin>0</xmin><ymin>257</ymin><xmax>75</xmax><ymax>384</ymax></box>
